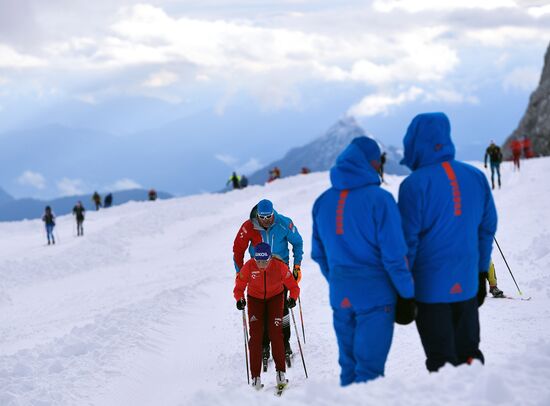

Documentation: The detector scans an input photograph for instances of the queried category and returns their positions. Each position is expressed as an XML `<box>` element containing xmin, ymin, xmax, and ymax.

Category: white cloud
<box><xmin>75</xmin><ymin>94</ymin><xmax>98</xmax><ymax>104</ymax></box>
<box><xmin>527</xmin><ymin>4</ymin><xmax>550</xmax><ymax>18</ymax></box>
<box><xmin>17</xmin><ymin>171</ymin><xmax>46</xmax><ymax>189</ymax></box>
<box><xmin>465</xmin><ymin>27</ymin><xmax>543</xmax><ymax>47</ymax></box>
<box><xmin>215</xmin><ymin>153</ymin><xmax>239</xmax><ymax>167</ymax></box>
<box><xmin>107</xmin><ymin>178</ymin><xmax>142</xmax><ymax>191</ymax></box>
<box><xmin>238</xmin><ymin>158</ymin><xmax>263</xmax><ymax>175</ymax></box>
<box><xmin>0</xmin><ymin>44</ymin><xmax>46</xmax><ymax>68</ymax></box>
<box><xmin>196</xmin><ymin>74</ymin><xmax>211</xmax><ymax>82</ymax></box>
<box><xmin>348</xmin><ymin>87</ymin><xmax>424</xmax><ymax>117</ymax></box>
<box><xmin>424</xmin><ymin>89</ymin><xmax>479</xmax><ymax>104</ymax></box>
<box><xmin>142</xmin><ymin>70</ymin><xmax>179</xmax><ymax>88</ymax></box>
<box><xmin>503</xmin><ymin>66</ymin><xmax>540</xmax><ymax>91</ymax></box>
<box><xmin>215</xmin><ymin>154</ymin><xmax>262</xmax><ymax>175</ymax></box>
<box><xmin>373</xmin><ymin>0</ymin><xmax>517</xmax><ymax>13</ymax></box>
<box><xmin>57</xmin><ymin>178</ymin><xmax>84</xmax><ymax>196</ymax></box>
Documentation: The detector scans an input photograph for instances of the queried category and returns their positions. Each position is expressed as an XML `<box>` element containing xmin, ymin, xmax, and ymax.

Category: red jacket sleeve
<box><xmin>279</xmin><ymin>262</ymin><xmax>300</xmax><ymax>300</ymax></box>
<box><xmin>233</xmin><ymin>262</ymin><xmax>250</xmax><ymax>300</ymax></box>
<box><xmin>233</xmin><ymin>220</ymin><xmax>253</xmax><ymax>271</ymax></box>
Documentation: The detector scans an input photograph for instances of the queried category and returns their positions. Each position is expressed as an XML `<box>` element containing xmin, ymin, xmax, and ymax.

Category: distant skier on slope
<box><xmin>232</xmin><ymin>199</ymin><xmax>303</xmax><ymax>368</ymax></box>
<box><xmin>311</xmin><ymin>136</ymin><xmax>415</xmax><ymax>386</ymax></box>
<box><xmin>227</xmin><ymin>172</ymin><xmax>241</xmax><ymax>190</ymax></box>
<box><xmin>42</xmin><ymin>206</ymin><xmax>56</xmax><ymax>245</ymax></box>
<box><xmin>379</xmin><ymin>151</ymin><xmax>387</xmax><ymax>181</ymax></box>
<box><xmin>148</xmin><ymin>189</ymin><xmax>157</xmax><ymax>201</ymax></box>
<box><xmin>398</xmin><ymin>112</ymin><xmax>498</xmax><ymax>372</ymax></box>
<box><xmin>72</xmin><ymin>201</ymin><xmax>85</xmax><ymax>236</ymax></box>
<box><xmin>104</xmin><ymin>193</ymin><xmax>113</xmax><ymax>208</ymax></box>
<box><xmin>92</xmin><ymin>191</ymin><xmax>102</xmax><ymax>210</ymax></box>
<box><xmin>511</xmin><ymin>137</ymin><xmax>522</xmax><ymax>171</ymax></box>
<box><xmin>234</xmin><ymin>242</ymin><xmax>300</xmax><ymax>390</ymax></box>
<box><xmin>484</xmin><ymin>140</ymin><xmax>503</xmax><ymax>190</ymax></box>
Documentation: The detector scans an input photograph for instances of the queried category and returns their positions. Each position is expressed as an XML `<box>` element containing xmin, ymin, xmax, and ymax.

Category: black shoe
<box><xmin>284</xmin><ymin>341</ymin><xmax>292</xmax><ymax>356</ymax></box>
<box><xmin>489</xmin><ymin>286</ymin><xmax>504</xmax><ymax>298</ymax></box>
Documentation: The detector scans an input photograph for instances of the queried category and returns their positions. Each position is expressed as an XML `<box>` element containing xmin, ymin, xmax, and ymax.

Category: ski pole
<box><xmin>241</xmin><ymin>309</ymin><xmax>250</xmax><ymax>384</ymax></box>
<box><xmin>290</xmin><ymin>307</ymin><xmax>308</xmax><ymax>379</ymax></box>
<box><xmin>493</xmin><ymin>236</ymin><xmax>523</xmax><ymax>296</ymax></box>
<box><xmin>298</xmin><ymin>296</ymin><xmax>306</xmax><ymax>344</ymax></box>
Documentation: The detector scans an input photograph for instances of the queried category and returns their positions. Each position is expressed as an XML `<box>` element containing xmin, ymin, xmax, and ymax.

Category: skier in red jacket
<box><xmin>234</xmin><ymin>242</ymin><xmax>300</xmax><ymax>390</ymax></box>
<box><xmin>511</xmin><ymin>138</ymin><xmax>522</xmax><ymax>170</ymax></box>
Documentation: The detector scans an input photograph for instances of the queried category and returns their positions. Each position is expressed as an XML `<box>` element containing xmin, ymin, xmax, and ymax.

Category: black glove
<box><xmin>287</xmin><ymin>297</ymin><xmax>296</xmax><ymax>309</ymax></box>
<box><xmin>236</xmin><ymin>298</ymin><xmax>246</xmax><ymax>310</ymax></box>
<box><xmin>478</xmin><ymin>272</ymin><xmax>488</xmax><ymax>307</ymax></box>
<box><xmin>395</xmin><ymin>296</ymin><xmax>417</xmax><ymax>325</ymax></box>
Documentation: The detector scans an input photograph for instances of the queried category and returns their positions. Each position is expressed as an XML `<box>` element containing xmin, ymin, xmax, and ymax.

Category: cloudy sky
<box><xmin>1</xmin><ymin>0</ymin><xmax>549</xmax><ymax>198</ymax></box>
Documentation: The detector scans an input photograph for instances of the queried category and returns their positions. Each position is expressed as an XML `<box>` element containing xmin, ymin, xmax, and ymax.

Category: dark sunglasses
<box><xmin>258</xmin><ymin>213</ymin><xmax>273</xmax><ymax>220</ymax></box>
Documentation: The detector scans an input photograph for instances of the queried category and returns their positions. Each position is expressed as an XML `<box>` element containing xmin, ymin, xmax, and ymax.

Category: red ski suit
<box><xmin>234</xmin><ymin>258</ymin><xmax>300</xmax><ymax>378</ymax></box>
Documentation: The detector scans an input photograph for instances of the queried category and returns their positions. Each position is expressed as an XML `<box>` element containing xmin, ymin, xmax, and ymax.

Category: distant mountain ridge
<box><xmin>0</xmin><ymin>189</ymin><xmax>173</xmax><ymax>222</ymax></box>
<box><xmin>0</xmin><ymin>187</ymin><xmax>14</xmax><ymax>205</ymax></box>
<box><xmin>245</xmin><ymin>117</ymin><xmax>408</xmax><ymax>185</ymax></box>
<box><xmin>503</xmin><ymin>41</ymin><xmax>550</xmax><ymax>157</ymax></box>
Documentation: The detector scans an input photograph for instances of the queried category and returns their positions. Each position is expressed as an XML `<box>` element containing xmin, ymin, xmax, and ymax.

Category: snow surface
<box><xmin>1</xmin><ymin>158</ymin><xmax>549</xmax><ymax>406</ymax></box>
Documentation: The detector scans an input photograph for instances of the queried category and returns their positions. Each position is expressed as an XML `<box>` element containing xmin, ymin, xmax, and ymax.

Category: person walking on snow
<box><xmin>72</xmin><ymin>201</ymin><xmax>85</xmax><ymax>236</ymax></box>
<box><xmin>227</xmin><ymin>172</ymin><xmax>241</xmax><ymax>190</ymax></box>
<box><xmin>92</xmin><ymin>191</ymin><xmax>102</xmax><ymax>210</ymax></box>
<box><xmin>379</xmin><ymin>151</ymin><xmax>387</xmax><ymax>181</ymax></box>
<box><xmin>42</xmin><ymin>206</ymin><xmax>56</xmax><ymax>245</ymax></box>
<box><xmin>484</xmin><ymin>140</ymin><xmax>503</xmax><ymax>189</ymax></box>
<box><xmin>398</xmin><ymin>112</ymin><xmax>497</xmax><ymax>372</ymax></box>
<box><xmin>233</xmin><ymin>242</ymin><xmax>300</xmax><ymax>390</ymax></box>
<box><xmin>311</xmin><ymin>136</ymin><xmax>415</xmax><ymax>386</ymax></box>
<box><xmin>511</xmin><ymin>137</ymin><xmax>522</xmax><ymax>171</ymax></box>
<box><xmin>104</xmin><ymin>193</ymin><xmax>113</xmax><ymax>208</ymax></box>
<box><xmin>232</xmin><ymin>199</ymin><xmax>303</xmax><ymax>366</ymax></box>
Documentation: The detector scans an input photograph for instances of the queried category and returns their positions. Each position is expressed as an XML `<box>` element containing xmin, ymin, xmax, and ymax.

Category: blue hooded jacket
<box><xmin>398</xmin><ymin>113</ymin><xmax>498</xmax><ymax>303</ymax></box>
<box><xmin>311</xmin><ymin>136</ymin><xmax>414</xmax><ymax>309</ymax></box>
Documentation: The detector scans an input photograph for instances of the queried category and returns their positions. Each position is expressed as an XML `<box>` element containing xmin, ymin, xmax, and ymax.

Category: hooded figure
<box><xmin>311</xmin><ymin>136</ymin><xmax>414</xmax><ymax>386</ymax></box>
<box><xmin>398</xmin><ymin>112</ymin><xmax>497</xmax><ymax>372</ymax></box>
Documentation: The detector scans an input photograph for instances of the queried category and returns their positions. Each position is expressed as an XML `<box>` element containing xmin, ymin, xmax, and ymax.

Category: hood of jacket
<box><xmin>400</xmin><ymin>112</ymin><xmax>455</xmax><ymax>171</ymax></box>
<box><xmin>330</xmin><ymin>136</ymin><xmax>381</xmax><ymax>190</ymax></box>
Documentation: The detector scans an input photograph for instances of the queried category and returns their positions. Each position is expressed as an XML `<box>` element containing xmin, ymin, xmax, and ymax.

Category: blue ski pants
<box><xmin>333</xmin><ymin>304</ymin><xmax>395</xmax><ymax>386</ymax></box>
<box><xmin>45</xmin><ymin>224</ymin><xmax>55</xmax><ymax>242</ymax></box>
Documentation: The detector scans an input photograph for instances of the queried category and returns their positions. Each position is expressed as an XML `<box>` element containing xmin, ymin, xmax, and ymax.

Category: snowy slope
<box><xmin>1</xmin><ymin>158</ymin><xmax>549</xmax><ymax>406</ymax></box>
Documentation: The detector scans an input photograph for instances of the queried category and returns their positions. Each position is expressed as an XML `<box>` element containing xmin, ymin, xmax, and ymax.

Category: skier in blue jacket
<box><xmin>312</xmin><ymin>136</ymin><xmax>415</xmax><ymax>386</ymax></box>
<box><xmin>398</xmin><ymin>112</ymin><xmax>497</xmax><ymax>372</ymax></box>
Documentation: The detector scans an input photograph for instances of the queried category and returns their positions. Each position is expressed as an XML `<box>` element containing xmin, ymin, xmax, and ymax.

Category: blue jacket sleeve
<box><xmin>398</xmin><ymin>177</ymin><xmax>423</xmax><ymax>271</ymax></box>
<box><xmin>311</xmin><ymin>199</ymin><xmax>329</xmax><ymax>281</ymax></box>
<box><xmin>286</xmin><ymin>219</ymin><xmax>304</xmax><ymax>266</ymax></box>
<box><xmin>375</xmin><ymin>192</ymin><xmax>415</xmax><ymax>299</ymax></box>
<box><xmin>478</xmin><ymin>177</ymin><xmax>498</xmax><ymax>273</ymax></box>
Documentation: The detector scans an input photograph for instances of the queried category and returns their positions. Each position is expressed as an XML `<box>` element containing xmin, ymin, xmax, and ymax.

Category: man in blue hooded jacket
<box><xmin>312</xmin><ymin>136</ymin><xmax>415</xmax><ymax>386</ymax></box>
<box><xmin>398</xmin><ymin>112</ymin><xmax>497</xmax><ymax>372</ymax></box>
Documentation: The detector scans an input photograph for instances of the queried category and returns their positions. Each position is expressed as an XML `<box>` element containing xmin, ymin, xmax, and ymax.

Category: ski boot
<box><xmin>490</xmin><ymin>286</ymin><xmax>504</xmax><ymax>298</ymax></box>
<box><xmin>276</xmin><ymin>370</ymin><xmax>288</xmax><ymax>396</ymax></box>
<box><xmin>251</xmin><ymin>376</ymin><xmax>263</xmax><ymax>390</ymax></box>
<box><xmin>262</xmin><ymin>345</ymin><xmax>270</xmax><ymax>372</ymax></box>
<box><xmin>284</xmin><ymin>341</ymin><xmax>293</xmax><ymax>367</ymax></box>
